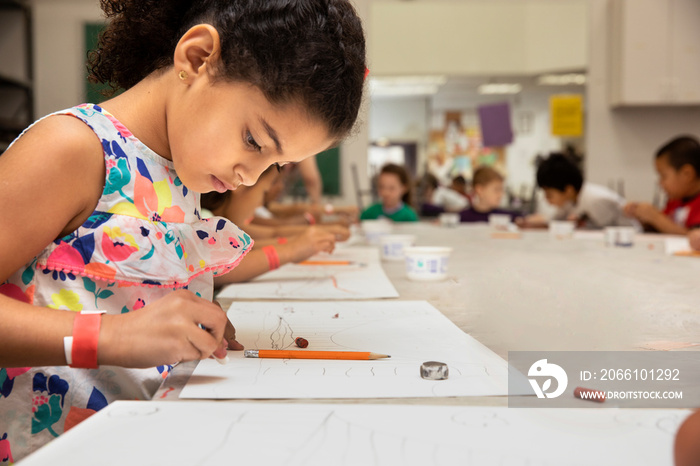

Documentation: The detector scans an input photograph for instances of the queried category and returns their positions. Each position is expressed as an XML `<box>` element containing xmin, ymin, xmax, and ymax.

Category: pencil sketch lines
<box><xmin>269</xmin><ymin>315</ymin><xmax>295</xmax><ymax>349</ymax></box>
<box><xmin>285</xmin><ymin>411</ymin><xmax>334</xmax><ymax>465</ymax></box>
<box><xmin>450</xmin><ymin>411</ymin><xmax>510</xmax><ymax>429</ymax></box>
<box><xmin>613</xmin><ymin>411</ymin><xmax>685</xmax><ymax>434</ymax></box>
<box><xmin>194</xmin><ymin>410</ymin><xmax>248</xmax><ymax>466</ymax></box>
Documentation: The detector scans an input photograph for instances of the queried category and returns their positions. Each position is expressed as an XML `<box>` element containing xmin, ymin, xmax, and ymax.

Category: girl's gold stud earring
<box><xmin>178</xmin><ymin>70</ymin><xmax>188</xmax><ymax>81</ymax></box>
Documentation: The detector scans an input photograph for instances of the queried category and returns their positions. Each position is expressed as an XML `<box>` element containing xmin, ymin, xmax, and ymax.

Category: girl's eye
<box><xmin>246</xmin><ymin>131</ymin><xmax>262</xmax><ymax>152</ymax></box>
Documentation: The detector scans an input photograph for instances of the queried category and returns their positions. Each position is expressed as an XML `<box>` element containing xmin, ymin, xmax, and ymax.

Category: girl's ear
<box><xmin>173</xmin><ymin>24</ymin><xmax>221</xmax><ymax>82</ymax></box>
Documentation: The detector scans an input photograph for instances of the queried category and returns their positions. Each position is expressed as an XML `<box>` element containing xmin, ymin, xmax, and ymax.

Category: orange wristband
<box><xmin>68</xmin><ymin>311</ymin><xmax>104</xmax><ymax>369</ymax></box>
<box><xmin>304</xmin><ymin>212</ymin><xmax>316</xmax><ymax>225</ymax></box>
<box><xmin>262</xmin><ymin>245</ymin><xmax>280</xmax><ymax>270</ymax></box>
<box><xmin>276</xmin><ymin>237</ymin><xmax>288</xmax><ymax>245</ymax></box>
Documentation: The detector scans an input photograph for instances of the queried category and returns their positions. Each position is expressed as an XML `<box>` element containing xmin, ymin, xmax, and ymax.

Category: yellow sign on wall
<box><xmin>550</xmin><ymin>94</ymin><xmax>583</xmax><ymax>137</ymax></box>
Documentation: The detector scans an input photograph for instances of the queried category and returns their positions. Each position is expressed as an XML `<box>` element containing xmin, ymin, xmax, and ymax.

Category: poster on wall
<box><xmin>427</xmin><ymin>109</ymin><xmax>507</xmax><ymax>185</ymax></box>
<box><xmin>550</xmin><ymin>94</ymin><xmax>583</xmax><ymax>137</ymax></box>
<box><xmin>477</xmin><ymin>102</ymin><xmax>513</xmax><ymax>147</ymax></box>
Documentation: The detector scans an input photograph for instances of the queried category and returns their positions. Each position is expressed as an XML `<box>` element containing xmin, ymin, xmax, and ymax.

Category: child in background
<box><xmin>202</xmin><ymin>167</ymin><xmax>350</xmax><ymax>243</ymax></box>
<box><xmin>450</xmin><ymin>175</ymin><xmax>471</xmax><ymax>201</ymax></box>
<box><xmin>459</xmin><ymin>166</ymin><xmax>521</xmax><ymax>223</ymax></box>
<box><xmin>360</xmin><ymin>164</ymin><xmax>418</xmax><ymax>222</ymax></box>
<box><xmin>419</xmin><ymin>173</ymin><xmax>469</xmax><ymax>215</ymax></box>
<box><xmin>529</xmin><ymin>153</ymin><xmax>633</xmax><ymax>229</ymax></box>
<box><xmin>200</xmin><ymin>167</ymin><xmax>342</xmax><ymax>283</ymax></box>
<box><xmin>254</xmin><ymin>166</ymin><xmax>357</xmax><ymax>227</ymax></box>
<box><xmin>0</xmin><ymin>0</ymin><xmax>366</xmax><ymax>460</ymax></box>
<box><xmin>260</xmin><ymin>159</ymin><xmax>359</xmax><ymax>225</ymax></box>
<box><xmin>625</xmin><ymin>136</ymin><xmax>700</xmax><ymax>234</ymax></box>
<box><xmin>202</xmin><ymin>166</ymin><xmax>350</xmax><ymax>287</ymax></box>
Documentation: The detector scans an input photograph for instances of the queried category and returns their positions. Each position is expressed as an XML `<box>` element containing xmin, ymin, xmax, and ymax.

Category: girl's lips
<box><xmin>211</xmin><ymin>175</ymin><xmax>227</xmax><ymax>193</ymax></box>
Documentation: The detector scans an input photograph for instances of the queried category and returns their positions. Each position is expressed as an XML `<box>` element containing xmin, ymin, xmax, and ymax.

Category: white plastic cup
<box><xmin>488</xmin><ymin>213</ymin><xmax>512</xmax><ymax>231</ymax></box>
<box><xmin>615</xmin><ymin>226</ymin><xmax>635</xmax><ymax>247</ymax></box>
<box><xmin>549</xmin><ymin>220</ymin><xmax>575</xmax><ymax>239</ymax></box>
<box><xmin>361</xmin><ymin>219</ymin><xmax>393</xmax><ymax>245</ymax></box>
<box><xmin>403</xmin><ymin>246</ymin><xmax>453</xmax><ymax>281</ymax></box>
<box><xmin>379</xmin><ymin>234</ymin><xmax>416</xmax><ymax>261</ymax></box>
<box><xmin>604</xmin><ymin>227</ymin><xmax>618</xmax><ymax>247</ymax></box>
<box><xmin>438</xmin><ymin>212</ymin><xmax>460</xmax><ymax>228</ymax></box>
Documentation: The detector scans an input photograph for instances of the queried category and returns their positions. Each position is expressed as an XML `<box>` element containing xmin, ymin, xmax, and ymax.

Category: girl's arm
<box><xmin>0</xmin><ymin>291</ymin><xmax>230</xmax><ymax>368</ymax></box>
<box><xmin>0</xmin><ymin>116</ymin><xmax>232</xmax><ymax>367</ymax></box>
<box><xmin>243</xmin><ymin>222</ymin><xmax>350</xmax><ymax>242</ymax></box>
<box><xmin>215</xmin><ymin>226</ymin><xmax>336</xmax><ymax>284</ymax></box>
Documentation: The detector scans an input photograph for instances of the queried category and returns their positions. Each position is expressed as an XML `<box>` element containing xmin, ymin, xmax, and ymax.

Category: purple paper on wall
<box><xmin>477</xmin><ymin>102</ymin><xmax>513</xmax><ymax>147</ymax></box>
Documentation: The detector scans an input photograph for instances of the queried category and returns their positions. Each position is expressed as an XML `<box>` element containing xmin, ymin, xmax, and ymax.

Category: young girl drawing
<box><xmin>0</xmin><ymin>0</ymin><xmax>365</xmax><ymax>460</ymax></box>
<box><xmin>360</xmin><ymin>164</ymin><xmax>418</xmax><ymax>222</ymax></box>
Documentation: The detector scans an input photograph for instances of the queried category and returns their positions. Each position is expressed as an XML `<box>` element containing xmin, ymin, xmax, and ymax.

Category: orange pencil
<box><xmin>673</xmin><ymin>250</ymin><xmax>700</xmax><ymax>257</ymax></box>
<box><xmin>243</xmin><ymin>349</ymin><xmax>390</xmax><ymax>360</ymax></box>
<box><xmin>298</xmin><ymin>260</ymin><xmax>354</xmax><ymax>266</ymax></box>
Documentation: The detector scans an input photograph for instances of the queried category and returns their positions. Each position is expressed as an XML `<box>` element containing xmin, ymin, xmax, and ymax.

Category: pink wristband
<box><xmin>262</xmin><ymin>245</ymin><xmax>280</xmax><ymax>270</ymax></box>
<box><xmin>69</xmin><ymin>312</ymin><xmax>104</xmax><ymax>369</ymax></box>
<box><xmin>304</xmin><ymin>212</ymin><xmax>316</xmax><ymax>225</ymax></box>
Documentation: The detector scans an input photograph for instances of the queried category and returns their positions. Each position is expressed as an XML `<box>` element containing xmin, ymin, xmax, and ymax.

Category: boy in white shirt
<box><xmin>532</xmin><ymin>153</ymin><xmax>635</xmax><ymax>229</ymax></box>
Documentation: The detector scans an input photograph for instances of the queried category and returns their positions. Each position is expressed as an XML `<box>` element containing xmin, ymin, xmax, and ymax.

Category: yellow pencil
<box><xmin>298</xmin><ymin>260</ymin><xmax>354</xmax><ymax>266</ymax></box>
<box><xmin>243</xmin><ymin>349</ymin><xmax>390</xmax><ymax>360</ymax></box>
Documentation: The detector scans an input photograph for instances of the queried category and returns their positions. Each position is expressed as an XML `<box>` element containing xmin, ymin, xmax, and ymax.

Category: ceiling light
<box><xmin>369</xmin><ymin>75</ymin><xmax>447</xmax><ymax>97</ymax></box>
<box><xmin>537</xmin><ymin>73</ymin><xmax>587</xmax><ymax>85</ymax></box>
<box><xmin>477</xmin><ymin>83</ymin><xmax>522</xmax><ymax>95</ymax></box>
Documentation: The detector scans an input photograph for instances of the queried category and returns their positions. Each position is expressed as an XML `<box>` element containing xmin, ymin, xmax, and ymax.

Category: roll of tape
<box><xmin>420</xmin><ymin>361</ymin><xmax>449</xmax><ymax>380</ymax></box>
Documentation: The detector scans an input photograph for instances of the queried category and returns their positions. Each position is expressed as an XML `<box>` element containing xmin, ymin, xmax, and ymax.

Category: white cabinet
<box><xmin>610</xmin><ymin>0</ymin><xmax>700</xmax><ymax>106</ymax></box>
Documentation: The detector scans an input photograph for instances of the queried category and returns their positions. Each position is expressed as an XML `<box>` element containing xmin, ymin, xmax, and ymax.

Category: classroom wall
<box><xmin>585</xmin><ymin>0</ymin><xmax>700</xmax><ymax>202</ymax></box>
<box><xmin>26</xmin><ymin>0</ymin><xmax>700</xmax><ymax>207</ymax></box>
<box><xmin>31</xmin><ymin>0</ymin><xmax>103</xmax><ymax>118</ymax></box>
<box><xmin>341</xmin><ymin>0</ymin><xmax>587</xmax><ymax>207</ymax></box>
<box><xmin>368</xmin><ymin>96</ymin><xmax>430</xmax><ymax>182</ymax></box>
<box><xmin>370</xmin><ymin>87</ymin><xmax>580</xmax><ymax>197</ymax></box>
<box><xmin>369</xmin><ymin>1</ymin><xmax>587</xmax><ymax>76</ymax></box>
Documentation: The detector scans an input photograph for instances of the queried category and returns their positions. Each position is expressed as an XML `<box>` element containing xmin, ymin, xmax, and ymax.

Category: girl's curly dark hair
<box><xmin>87</xmin><ymin>0</ymin><xmax>366</xmax><ymax>140</ymax></box>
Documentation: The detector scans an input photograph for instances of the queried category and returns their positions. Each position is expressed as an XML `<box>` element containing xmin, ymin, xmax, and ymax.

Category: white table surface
<box><xmin>153</xmin><ymin>222</ymin><xmax>700</xmax><ymax>408</ymax></box>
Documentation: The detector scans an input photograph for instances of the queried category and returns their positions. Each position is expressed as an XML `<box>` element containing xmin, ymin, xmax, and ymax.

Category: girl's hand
<box><xmin>98</xmin><ymin>290</ymin><xmax>240</xmax><ymax>368</ymax></box>
<box><xmin>319</xmin><ymin>224</ymin><xmax>351</xmax><ymax>241</ymax></box>
<box><xmin>623</xmin><ymin>202</ymin><xmax>639</xmax><ymax>218</ymax></box>
<box><xmin>689</xmin><ymin>230</ymin><xmax>700</xmax><ymax>251</ymax></box>
<box><xmin>287</xmin><ymin>226</ymin><xmax>336</xmax><ymax>262</ymax></box>
<box><xmin>630</xmin><ymin>202</ymin><xmax>661</xmax><ymax>224</ymax></box>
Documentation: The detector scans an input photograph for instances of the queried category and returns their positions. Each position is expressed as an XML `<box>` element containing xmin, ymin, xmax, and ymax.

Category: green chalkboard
<box><xmin>85</xmin><ymin>23</ymin><xmax>120</xmax><ymax>103</ymax></box>
<box><xmin>315</xmin><ymin>146</ymin><xmax>340</xmax><ymax>196</ymax></box>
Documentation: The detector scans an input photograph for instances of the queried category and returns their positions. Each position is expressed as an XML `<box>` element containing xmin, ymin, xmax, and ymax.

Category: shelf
<box><xmin>0</xmin><ymin>74</ymin><xmax>31</xmax><ymax>91</ymax></box>
<box><xmin>0</xmin><ymin>0</ymin><xmax>29</xmax><ymax>10</ymax></box>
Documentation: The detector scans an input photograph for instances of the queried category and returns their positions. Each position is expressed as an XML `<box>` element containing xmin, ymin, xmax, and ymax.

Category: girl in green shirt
<box><xmin>360</xmin><ymin>163</ymin><xmax>418</xmax><ymax>222</ymax></box>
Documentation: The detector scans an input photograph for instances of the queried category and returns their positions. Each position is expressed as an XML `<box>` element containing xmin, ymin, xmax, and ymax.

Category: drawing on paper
<box><xmin>180</xmin><ymin>301</ymin><xmax>531</xmax><ymax>399</ymax></box>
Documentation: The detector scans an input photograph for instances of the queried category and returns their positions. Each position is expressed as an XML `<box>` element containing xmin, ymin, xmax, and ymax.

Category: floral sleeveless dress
<box><xmin>0</xmin><ymin>104</ymin><xmax>252</xmax><ymax>462</ymax></box>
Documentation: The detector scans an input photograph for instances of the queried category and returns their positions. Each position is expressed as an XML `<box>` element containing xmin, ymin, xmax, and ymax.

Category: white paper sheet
<box><xmin>21</xmin><ymin>400</ymin><xmax>690</xmax><ymax>466</ymax></box>
<box><xmin>665</xmin><ymin>237</ymin><xmax>695</xmax><ymax>255</ymax></box>
<box><xmin>216</xmin><ymin>247</ymin><xmax>399</xmax><ymax>300</ymax></box>
<box><xmin>180</xmin><ymin>300</ymin><xmax>529</xmax><ymax>399</ymax></box>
